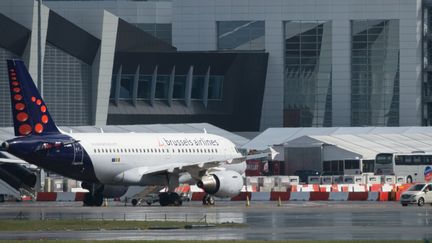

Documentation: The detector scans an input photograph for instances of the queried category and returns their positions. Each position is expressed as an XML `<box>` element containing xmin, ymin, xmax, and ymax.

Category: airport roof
<box><xmin>242</xmin><ymin>126</ymin><xmax>432</xmax><ymax>150</ymax></box>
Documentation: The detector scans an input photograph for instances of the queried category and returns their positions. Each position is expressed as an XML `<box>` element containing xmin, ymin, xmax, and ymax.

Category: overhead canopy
<box><xmin>285</xmin><ymin>132</ymin><xmax>432</xmax><ymax>160</ymax></box>
<box><xmin>242</xmin><ymin>126</ymin><xmax>432</xmax><ymax>151</ymax></box>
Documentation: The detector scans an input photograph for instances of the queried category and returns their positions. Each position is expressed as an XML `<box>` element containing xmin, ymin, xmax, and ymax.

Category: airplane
<box><xmin>0</xmin><ymin>59</ymin><xmax>276</xmax><ymax>206</ymax></box>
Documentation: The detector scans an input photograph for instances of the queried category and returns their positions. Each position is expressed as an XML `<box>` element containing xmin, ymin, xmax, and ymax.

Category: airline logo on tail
<box><xmin>7</xmin><ymin>60</ymin><xmax>59</xmax><ymax>136</ymax></box>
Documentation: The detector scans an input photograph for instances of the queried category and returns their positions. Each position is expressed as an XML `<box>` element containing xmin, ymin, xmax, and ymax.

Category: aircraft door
<box><xmin>72</xmin><ymin>143</ymin><xmax>84</xmax><ymax>165</ymax></box>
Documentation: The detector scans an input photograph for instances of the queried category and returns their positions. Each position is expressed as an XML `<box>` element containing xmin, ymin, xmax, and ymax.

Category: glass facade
<box><xmin>351</xmin><ymin>20</ymin><xmax>400</xmax><ymax>126</ymax></box>
<box><xmin>217</xmin><ymin>21</ymin><xmax>265</xmax><ymax>50</ymax></box>
<box><xmin>110</xmin><ymin>70</ymin><xmax>223</xmax><ymax>103</ymax></box>
<box><xmin>43</xmin><ymin>43</ymin><xmax>92</xmax><ymax>126</ymax></box>
<box><xmin>135</xmin><ymin>23</ymin><xmax>172</xmax><ymax>45</ymax></box>
<box><xmin>208</xmin><ymin>76</ymin><xmax>223</xmax><ymax>100</ymax></box>
<box><xmin>137</xmin><ymin>75</ymin><xmax>152</xmax><ymax>100</ymax></box>
<box><xmin>155</xmin><ymin>75</ymin><xmax>170</xmax><ymax>99</ymax></box>
<box><xmin>0</xmin><ymin>48</ymin><xmax>19</xmax><ymax>126</ymax></box>
<box><xmin>283</xmin><ymin>20</ymin><xmax>332</xmax><ymax>127</ymax></box>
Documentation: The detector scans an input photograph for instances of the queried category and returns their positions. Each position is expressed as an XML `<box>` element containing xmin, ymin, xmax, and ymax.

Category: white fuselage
<box><xmin>69</xmin><ymin>132</ymin><xmax>243</xmax><ymax>185</ymax></box>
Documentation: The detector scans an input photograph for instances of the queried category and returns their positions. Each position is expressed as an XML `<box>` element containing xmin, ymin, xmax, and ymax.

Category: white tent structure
<box><xmin>242</xmin><ymin>127</ymin><xmax>432</xmax><ymax>175</ymax></box>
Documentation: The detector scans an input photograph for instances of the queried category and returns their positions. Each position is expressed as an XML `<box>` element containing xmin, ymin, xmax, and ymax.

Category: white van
<box><xmin>400</xmin><ymin>183</ymin><xmax>432</xmax><ymax>206</ymax></box>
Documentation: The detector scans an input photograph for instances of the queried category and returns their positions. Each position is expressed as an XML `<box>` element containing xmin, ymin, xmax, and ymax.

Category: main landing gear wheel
<box><xmin>202</xmin><ymin>194</ymin><xmax>215</xmax><ymax>206</ymax></box>
<box><xmin>159</xmin><ymin>192</ymin><xmax>182</xmax><ymax>206</ymax></box>
<box><xmin>83</xmin><ymin>193</ymin><xmax>103</xmax><ymax>207</ymax></box>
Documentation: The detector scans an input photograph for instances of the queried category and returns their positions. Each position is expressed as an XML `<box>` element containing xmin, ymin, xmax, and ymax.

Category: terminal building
<box><xmin>0</xmin><ymin>0</ymin><xmax>430</xmax><ymax>131</ymax></box>
<box><xmin>1</xmin><ymin>0</ymin><xmax>432</xmax><ymax>198</ymax></box>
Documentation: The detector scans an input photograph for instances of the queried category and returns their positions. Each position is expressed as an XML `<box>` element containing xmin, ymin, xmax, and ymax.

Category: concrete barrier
<box><xmin>367</xmin><ymin>192</ymin><xmax>379</xmax><ymax>201</ymax></box>
<box><xmin>56</xmin><ymin>192</ymin><xmax>76</xmax><ymax>202</ymax></box>
<box><xmin>270</xmin><ymin>192</ymin><xmax>290</xmax><ymax>201</ymax></box>
<box><xmin>251</xmin><ymin>192</ymin><xmax>271</xmax><ymax>201</ymax></box>
<box><xmin>289</xmin><ymin>192</ymin><xmax>310</xmax><ymax>201</ymax></box>
<box><xmin>329</xmin><ymin>192</ymin><xmax>349</xmax><ymax>201</ymax></box>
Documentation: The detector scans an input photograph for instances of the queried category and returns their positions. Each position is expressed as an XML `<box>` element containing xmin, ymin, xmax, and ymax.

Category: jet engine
<box><xmin>197</xmin><ymin>170</ymin><xmax>243</xmax><ymax>198</ymax></box>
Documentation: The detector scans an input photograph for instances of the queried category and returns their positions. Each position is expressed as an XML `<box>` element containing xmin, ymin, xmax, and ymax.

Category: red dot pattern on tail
<box><xmin>16</xmin><ymin>112</ymin><xmax>28</xmax><ymax>122</ymax></box>
<box><xmin>10</xmin><ymin>68</ymin><xmax>49</xmax><ymax>136</ymax></box>
<box><xmin>41</xmin><ymin>115</ymin><xmax>48</xmax><ymax>124</ymax></box>
<box><xmin>34</xmin><ymin>123</ymin><xmax>43</xmax><ymax>134</ymax></box>
<box><xmin>18</xmin><ymin>124</ymin><xmax>32</xmax><ymax>135</ymax></box>
<box><xmin>15</xmin><ymin>103</ymin><xmax>25</xmax><ymax>111</ymax></box>
<box><xmin>14</xmin><ymin>94</ymin><xmax>22</xmax><ymax>101</ymax></box>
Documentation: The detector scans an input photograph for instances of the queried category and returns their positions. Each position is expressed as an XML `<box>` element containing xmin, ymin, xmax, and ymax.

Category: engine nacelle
<box><xmin>197</xmin><ymin>170</ymin><xmax>243</xmax><ymax>198</ymax></box>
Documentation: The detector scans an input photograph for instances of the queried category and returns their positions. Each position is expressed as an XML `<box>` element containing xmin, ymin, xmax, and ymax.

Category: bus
<box><xmin>375</xmin><ymin>152</ymin><xmax>432</xmax><ymax>183</ymax></box>
<box><xmin>322</xmin><ymin>159</ymin><xmax>374</xmax><ymax>175</ymax></box>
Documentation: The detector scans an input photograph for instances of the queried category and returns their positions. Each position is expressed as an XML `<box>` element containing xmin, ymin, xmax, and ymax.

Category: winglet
<box><xmin>268</xmin><ymin>147</ymin><xmax>279</xmax><ymax>160</ymax></box>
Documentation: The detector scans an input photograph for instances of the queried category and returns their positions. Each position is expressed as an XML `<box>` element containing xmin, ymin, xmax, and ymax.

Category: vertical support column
<box><xmin>203</xmin><ymin>66</ymin><xmax>210</xmax><ymax>108</ymax></box>
<box><xmin>132</xmin><ymin>65</ymin><xmax>140</xmax><ymax>106</ymax></box>
<box><xmin>92</xmin><ymin>11</ymin><xmax>119</xmax><ymax>126</ymax></box>
<box><xmin>168</xmin><ymin>66</ymin><xmax>175</xmax><ymax>106</ymax></box>
<box><xmin>150</xmin><ymin>66</ymin><xmax>158</xmax><ymax>106</ymax></box>
<box><xmin>332</xmin><ymin>20</ymin><xmax>351</xmax><ymax>126</ymax></box>
<box><xmin>37</xmin><ymin>0</ymin><xmax>42</xmax><ymax>96</ymax></box>
<box><xmin>185</xmin><ymin>65</ymin><xmax>194</xmax><ymax>107</ymax></box>
<box><xmin>114</xmin><ymin>65</ymin><xmax>122</xmax><ymax>106</ymax></box>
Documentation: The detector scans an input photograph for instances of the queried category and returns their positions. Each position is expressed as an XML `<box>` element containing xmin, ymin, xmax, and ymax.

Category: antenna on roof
<box><xmin>203</xmin><ymin>128</ymin><xmax>207</xmax><ymax>134</ymax></box>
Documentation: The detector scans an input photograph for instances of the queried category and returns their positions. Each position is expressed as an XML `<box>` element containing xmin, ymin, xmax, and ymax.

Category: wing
<box><xmin>114</xmin><ymin>147</ymin><xmax>278</xmax><ymax>184</ymax></box>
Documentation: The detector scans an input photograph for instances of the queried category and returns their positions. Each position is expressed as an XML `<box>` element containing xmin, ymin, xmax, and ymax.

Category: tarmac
<box><xmin>0</xmin><ymin>200</ymin><xmax>432</xmax><ymax>240</ymax></box>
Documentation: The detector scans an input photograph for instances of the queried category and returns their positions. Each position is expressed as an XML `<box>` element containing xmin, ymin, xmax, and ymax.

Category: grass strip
<box><xmin>0</xmin><ymin>219</ymin><xmax>241</xmax><ymax>231</ymax></box>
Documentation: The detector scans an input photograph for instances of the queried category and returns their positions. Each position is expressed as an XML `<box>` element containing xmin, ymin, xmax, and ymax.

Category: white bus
<box><xmin>375</xmin><ymin>152</ymin><xmax>432</xmax><ymax>183</ymax></box>
<box><xmin>322</xmin><ymin>159</ymin><xmax>374</xmax><ymax>175</ymax></box>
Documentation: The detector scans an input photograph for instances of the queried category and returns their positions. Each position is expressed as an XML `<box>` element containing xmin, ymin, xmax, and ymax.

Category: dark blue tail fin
<box><xmin>7</xmin><ymin>59</ymin><xmax>60</xmax><ymax>136</ymax></box>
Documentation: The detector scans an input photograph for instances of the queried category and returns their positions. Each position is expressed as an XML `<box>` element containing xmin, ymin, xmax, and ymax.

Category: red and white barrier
<box><xmin>36</xmin><ymin>192</ymin><xmax>85</xmax><ymax>202</ymax></box>
<box><xmin>188</xmin><ymin>183</ymin><xmax>413</xmax><ymax>202</ymax></box>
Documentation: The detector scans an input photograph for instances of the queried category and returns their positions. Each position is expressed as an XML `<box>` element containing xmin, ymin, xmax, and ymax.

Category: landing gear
<box><xmin>83</xmin><ymin>193</ymin><xmax>103</xmax><ymax>206</ymax></box>
<box><xmin>159</xmin><ymin>192</ymin><xmax>182</xmax><ymax>206</ymax></box>
<box><xmin>202</xmin><ymin>194</ymin><xmax>215</xmax><ymax>206</ymax></box>
<box><xmin>82</xmin><ymin>182</ymin><xmax>104</xmax><ymax>207</ymax></box>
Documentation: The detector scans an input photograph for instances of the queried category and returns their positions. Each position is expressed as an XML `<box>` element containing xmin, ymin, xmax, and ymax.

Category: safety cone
<box><xmin>277</xmin><ymin>196</ymin><xmax>282</xmax><ymax>207</ymax></box>
<box><xmin>246</xmin><ymin>195</ymin><xmax>250</xmax><ymax>207</ymax></box>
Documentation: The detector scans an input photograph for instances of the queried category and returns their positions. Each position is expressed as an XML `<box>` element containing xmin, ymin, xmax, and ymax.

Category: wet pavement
<box><xmin>0</xmin><ymin>201</ymin><xmax>431</xmax><ymax>240</ymax></box>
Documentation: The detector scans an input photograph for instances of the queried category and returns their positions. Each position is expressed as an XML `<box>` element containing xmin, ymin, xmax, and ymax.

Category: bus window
<box><xmin>345</xmin><ymin>160</ymin><xmax>360</xmax><ymax>169</ymax></box>
<box><xmin>413</xmin><ymin>156</ymin><xmax>421</xmax><ymax>165</ymax></box>
<box><xmin>376</xmin><ymin>153</ymin><xmax>393</xmax><ymax>165</ymax></box>
<box><xmin>362</xmin><ymin>160</ymin><xmax>374</xmax><ymax>173</ymax></box>
<box><xmin>345</xmin><ymin>159</ymin><xmax>361</xmax><ymax>174</ymax></box>
<box><xmin>424</xmin><ymin>156</ymin><xmax>432</xmax><ymax>165</ymax></box>
<box><xmin>402</xmin><ymin>156</ymin><xmax>412</xmax><ymax>165</ymax></box>
<box><xmin>323</xmin><ymin>161</ymin><xmax>331</xmax><ymax>172</ymax></box>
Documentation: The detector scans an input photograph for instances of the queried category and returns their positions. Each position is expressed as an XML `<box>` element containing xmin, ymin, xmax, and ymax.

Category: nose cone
<box><xmin>1</xmin><ymin>141</ymin><xmax>8</xmax><ymax>151</ymax></box>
